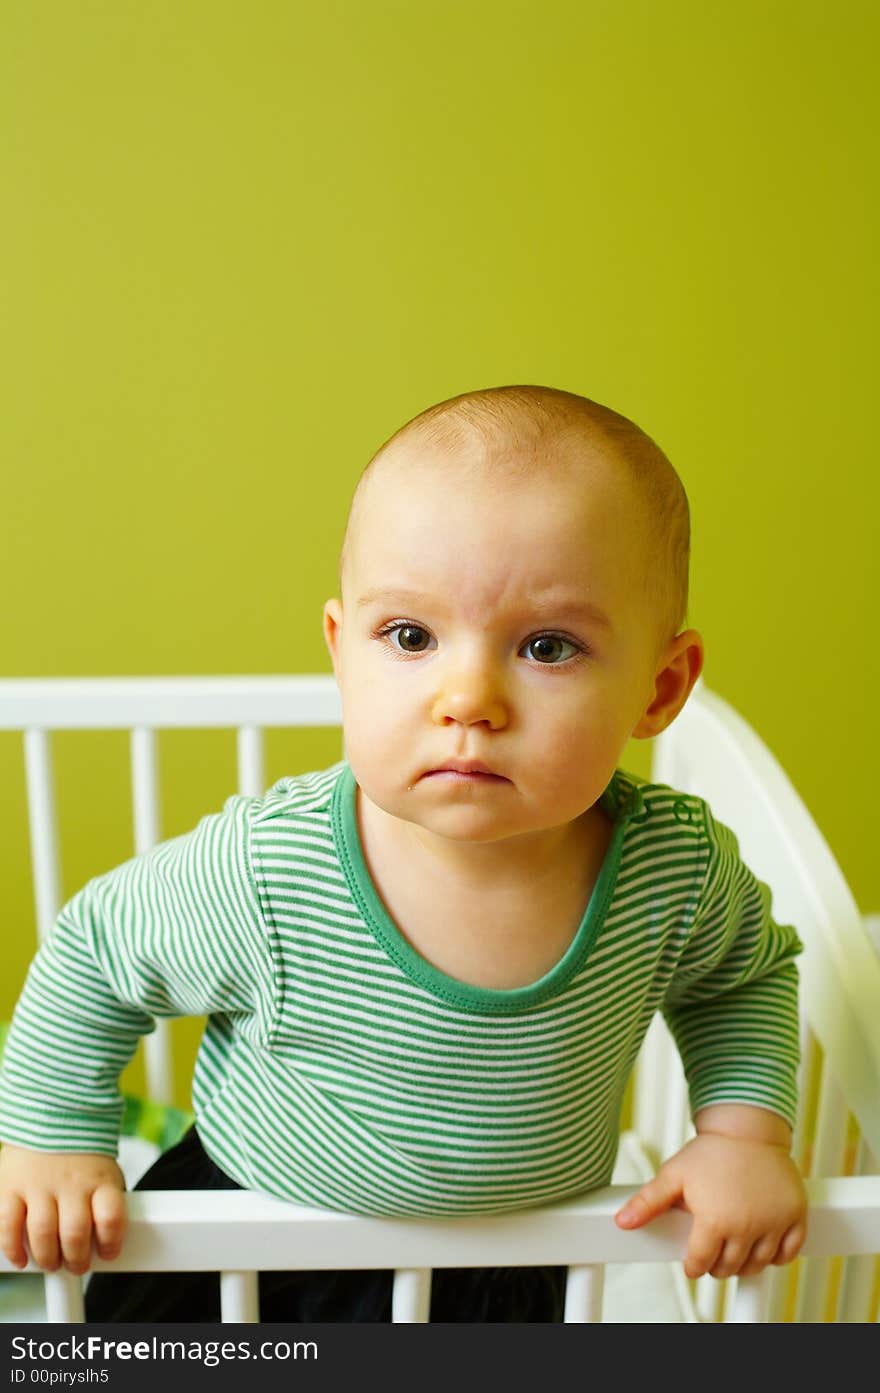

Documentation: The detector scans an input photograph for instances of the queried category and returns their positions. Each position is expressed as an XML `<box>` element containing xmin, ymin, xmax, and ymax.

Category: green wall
<box><xmin>2</xmin><ymin>1</ymin><xmax>876</xmax><ymax>1102</ymax></box>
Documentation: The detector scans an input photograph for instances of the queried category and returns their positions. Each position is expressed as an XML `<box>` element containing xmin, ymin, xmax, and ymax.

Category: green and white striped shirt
<box><xmin>0</xmin><ymin>762</ymin><xmax>802</xmax><ymax>1217</ymax></box>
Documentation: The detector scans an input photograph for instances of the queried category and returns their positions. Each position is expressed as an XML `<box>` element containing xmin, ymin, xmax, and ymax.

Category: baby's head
<box><xmin>324</xmin><ymin>385</ymin><xmax>704</xmax><ymax>852</ymax></box>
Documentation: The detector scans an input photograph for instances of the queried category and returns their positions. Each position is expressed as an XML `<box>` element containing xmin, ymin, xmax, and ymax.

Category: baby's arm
<box><xmin>0</xmin><ymin>899</ymin><xmax>150</xmax><ymax>1274</ymax></box>
<box><xmin>615</xmin><ymin>799</ymin><xmax>808</xmax><ymax>1277</ymax></box>
<box><xmin>614</xmin><ymin>1103</ymin><xmax>807</xmax><ymax>1278</ymax></box>
<box><xmin>0</xmin><ymin>1144</ymin><xmax>126</xmax><ymax>1275</ymax></box>
<box><xmin>0</xmin><ymin>794</ymin><xmax>275</xmax><ymax>1274</ymax></box>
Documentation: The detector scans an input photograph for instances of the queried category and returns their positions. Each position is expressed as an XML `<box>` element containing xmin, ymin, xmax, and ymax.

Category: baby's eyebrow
<box><xmin>356</xmin><ymin>586</ymin><xmax>613</xmax><ymax>631</ymax></box>
<box><xmin>356</xmin><ymin>586</ymin><xmax>428</xmax><ymax>609</ymax></box>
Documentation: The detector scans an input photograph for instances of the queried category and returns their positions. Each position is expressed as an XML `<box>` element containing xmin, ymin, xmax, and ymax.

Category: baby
<box><xmin>0</xmin><ymin>384</ymin><xmax>807</xmax><ymax>1322</ymax></box>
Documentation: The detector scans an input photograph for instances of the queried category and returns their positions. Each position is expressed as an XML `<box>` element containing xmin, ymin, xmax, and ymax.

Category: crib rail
<box><xmin>3</xmin><ymin>1179</ymin><xmax>878</xmax><ymax>1323</ymax></box>
<box><xmin>0</xmin><ymin>676</ymin><xmax>342</xmax><ymax>731</ymax></box>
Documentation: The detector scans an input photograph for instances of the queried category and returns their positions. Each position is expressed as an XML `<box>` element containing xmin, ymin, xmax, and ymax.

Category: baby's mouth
<box><xmin>422</xmin><ymin>769</ymin><xmax>509</xmax><ymax>782</ymax></box>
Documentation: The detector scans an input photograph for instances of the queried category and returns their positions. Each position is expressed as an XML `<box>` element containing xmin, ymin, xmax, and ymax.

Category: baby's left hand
<box><xmin>614</xmin><ymin>1133</ymin><xmax>807</xmax><ymax>1279</ymax></box>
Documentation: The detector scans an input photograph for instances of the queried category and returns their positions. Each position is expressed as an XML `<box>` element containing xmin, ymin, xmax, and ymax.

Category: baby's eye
<box><xmin>375</xmin><ymin>622</ymin><xmax>585</xmax><ymax>666</ymax></box>
<box><xmin>521</xmin><ymin>634</ymin><xmax>581</xmax><ymax>665</ymax></box>
<box><xmin>379</xmin><ymin>623</ymin><xmax>433</xmax><ymax>654</ymax></box>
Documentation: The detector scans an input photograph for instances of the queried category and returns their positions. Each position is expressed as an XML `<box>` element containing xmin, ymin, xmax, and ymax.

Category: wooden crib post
<box><xmin>23</xmin><ymin>729</ymin><xmax>62</xmax><ymax>943</ymax></box>
<box><xmin>391</xmin><ymin>1268</ymin><xmax>432</xmax><ymax>1321</ymax></box>
<box><xmin>729</xmin><ymin>1272</ymin><xmax>770</xmax><ymax>1322</ymax></box>
<box><xmin>219</xmin><ymin>1271</ymin><xmax>260</xmax><ymax>1322</ymax></box>
<box><xmin>563</xmin><ymin>1264</ymin><xmax>605</xmax><ymax>1322</ymax></box>
<box><xmin>44</xmin><ymin>1270</ymin><xmax>85</xmax><ymax>1323</ymax></box>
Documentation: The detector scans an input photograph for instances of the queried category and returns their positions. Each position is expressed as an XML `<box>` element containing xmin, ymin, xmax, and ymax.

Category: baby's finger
<box><xmin>709</xmin><ymin>1237</ymin><xmax>752</xmax><ymax>1279</ymax></box>
<box><xmin>91</xmin><ymin>1184</ymin><xmax>127</xmax><ymax>1260</ymax></box>
<box><xmin>615</xmin><ymin>1169</ymin><xmax>681</xmax><ymax>1228</ymax></box>
<box><xmin>738</xmin><ymin>1233</ymin><xmax>783</xmax><ymax>1278</ymax></box>
<box><xmin>683</xmin><ymin>1224</ymin><xmax>724</xmax><ymax>1280</ymax></box>
<box><xmin>772</xmin><ymin>1220</ymin><xmax>807</xmax><ymax>1267</ymax></box>
<box><xmin>58</xmin><ymin>1191</ymin><xmax>94</xmax><ymax>1276</ymax></box>
<box><xmin>0</xmin><ymin>1191</ymin><xmax>28</xmax><ymax>1268</ymax></box>
<box><xmin>25</xmin><ymin>1194</ymin><xmax>61</xmax><ymax>1272</ymax></box>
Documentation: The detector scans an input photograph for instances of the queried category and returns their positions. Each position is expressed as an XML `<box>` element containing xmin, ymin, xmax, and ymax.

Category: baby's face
<box><xmin>324</xmin><ymin>448</ymin><xmax>668</xmax><ymax>850</ymax></box>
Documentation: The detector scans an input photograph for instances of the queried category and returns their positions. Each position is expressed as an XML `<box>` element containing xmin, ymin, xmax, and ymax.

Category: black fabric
<box><xmin>84</xmin><ymin>1127</ymin><xmax>566</xmax><ymax>1323</ymax></box>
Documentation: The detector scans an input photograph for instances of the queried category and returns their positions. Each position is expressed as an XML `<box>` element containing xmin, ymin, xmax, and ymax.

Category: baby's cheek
<box><xmin>358</xmin><ymin>710</ymin><xmax>398</xmax><ymax>748</ymax></box>
<box><xmin>539</xmin><ymin>742</ymin><xmax>616</xmax><ymax>814</ymax></box>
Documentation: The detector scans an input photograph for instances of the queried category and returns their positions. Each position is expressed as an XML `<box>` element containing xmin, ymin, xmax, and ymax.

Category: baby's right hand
<box><xmin>0</xmin><ymin>1143</ymin><xmax>127</xmax><ymax>1275</ymax></box>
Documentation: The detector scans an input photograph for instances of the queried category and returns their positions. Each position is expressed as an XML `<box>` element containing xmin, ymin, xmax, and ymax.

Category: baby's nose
<box><xmin>430</xmin><ymin>667</ymin><xmax>507</xmax><ymax>728</ymax></box>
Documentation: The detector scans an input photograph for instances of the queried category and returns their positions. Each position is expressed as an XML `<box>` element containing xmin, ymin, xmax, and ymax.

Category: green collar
<box><xmin>330</xmin><ymin>763</ymin><xmax>641</xmax><ymax>1014</ymax></box>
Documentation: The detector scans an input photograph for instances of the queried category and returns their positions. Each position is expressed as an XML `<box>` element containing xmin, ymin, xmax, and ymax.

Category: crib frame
<box><xmin>1</xmin><ymin>673</ymin><xmax>878</xmax><ymax>1324</ymax></box>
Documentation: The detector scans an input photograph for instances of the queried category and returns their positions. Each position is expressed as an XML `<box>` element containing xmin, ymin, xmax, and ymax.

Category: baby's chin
<box><xmin>392</xmin><ymin>798</ymin><xmax>584</xmax><ymax>852</ymax></box>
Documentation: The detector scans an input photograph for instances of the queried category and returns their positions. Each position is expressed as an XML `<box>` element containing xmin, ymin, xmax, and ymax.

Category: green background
<box><xmin>1</xmin><ymin>1</ymin><xmax>876</xmax><ymax>1104</ymax></box>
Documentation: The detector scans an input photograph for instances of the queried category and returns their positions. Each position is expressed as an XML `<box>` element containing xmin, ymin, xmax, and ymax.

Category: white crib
<box><xmin>0</xmin><ymin>673</ymin><xmax>878</xmax><ymax>1324</ymax></box>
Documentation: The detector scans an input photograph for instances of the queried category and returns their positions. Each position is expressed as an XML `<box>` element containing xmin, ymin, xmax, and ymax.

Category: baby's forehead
<box><xmin>352</xmin><ymin>466</ymin><xmax>641</xmax><ymax>593</ymax></box>
<box><xmin>387</xmin><ymin>433</ymin><xmax>614</xmax><ymax>499</ymax></box>
<box><xmin>367</xmin><ymin>434</ymin><xmax>633</xmax><ymax>510</ymax></box>
<box><xmin>342</xmin><ymin>432</ymin><xmax>650</xmax><ymax>593</ymax></box>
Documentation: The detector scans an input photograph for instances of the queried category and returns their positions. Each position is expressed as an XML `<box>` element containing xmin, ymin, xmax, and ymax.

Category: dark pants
<box><xmin>85</xmin><ymin>1127</ymin><xmax>566</xmax><ymax>1323</ymax></box>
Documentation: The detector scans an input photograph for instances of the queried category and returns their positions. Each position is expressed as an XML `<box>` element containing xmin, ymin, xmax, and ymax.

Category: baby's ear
<box><xmin>322</xmin><ymin>598</ymin><xmax>344</xmax><ymax>675</ymax></box>
<box><xmin>632</xmin><ymin>630</ymin><xmax>705</xmax><ymax>739</ymax></box>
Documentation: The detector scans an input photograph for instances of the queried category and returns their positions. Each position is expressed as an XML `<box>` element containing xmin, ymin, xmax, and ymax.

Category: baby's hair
<box><xmin>339</xmin><ymin>384</ymin><xmax>691</xmax><ymax>660</ymax></box>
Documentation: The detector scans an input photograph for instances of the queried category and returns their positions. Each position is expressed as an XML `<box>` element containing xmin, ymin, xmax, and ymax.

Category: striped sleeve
<box><xmin>661</xmin><ymin>800</ymin><xmax>803</xmax><ymax>1129</ymax></box>
<box><xmin>0</xmin><ymin>795</ymin><xmax>278</xmax><ymax>1155</ymax></box>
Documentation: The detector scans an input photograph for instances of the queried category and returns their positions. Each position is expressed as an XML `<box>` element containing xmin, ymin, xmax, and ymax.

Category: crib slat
<box><xmin>131</xmin><ymin>726</ymin><xmax>162</xmax><ymax>854</ymax></box>
<box><xmin>695</xmin><ymin>1273</ymin><xmax>725</xmax><ymax>1322</ymax></box>
<box><xmin>792</xmin><ymin>1026</ymin><xmax>821</xmax><ymax>1173</ymax></box>
<box><xmin>631</xmin><ymin>1015</ymin><xmax>664</xmax><ymax>1151</ymax></box>
<box><xmin>764</xmin><ymin>1262</ymin><xmax>793</xmax><ymax>1323</ymax></box>
<box><xmin>220</xmin><ymin>1271</ymin><xmax>260</xmax><ymax>1322</ymax></box>
<box><xmin>729</xmin><ymin>1272</ymin><xmax>770</xmax><ymax>1322</ymax></box>
<box><xmin>774</xmin><ymin>1023</ymin><xmax>821</xmax><ymax>1325</ymax></box>
<box><xmin>632</xmin><ymin>1015</ymin><xmax>673</xmax><ymax>1157</ymax></box>
<box><xmin>563</xmin><ymin>1264</ymin><xmax>605</xmax><ymax>1322</ymax></box>
<box><xmin>131</xmin><ymin>725</ymin><xmax>173</xmax><ymax>1105</ymax></box>
<box><xmin>142</xmin><ymin>1023</ymin><xmax>174</xmax><ymax>1108</ymax></box>
<box><xmin>632</xmin><ymin>1013</ymin><xmax>693</xmax><ymax>1166</ymax></box>
<box><xmin>796</xmin><ymin>1060</ymin><xmax>849</xmax><ymax>1323</ymax></box>
<box><xmin>836</xmin><ymin>1253</ymin><xmax>877</xmax><ymax>1323</ymax></box>
<box><xmin>44</xmin><ymin>1270</ymin><xmax>84</xmax><ymax>1322</ymax></box>
<box><xmin>237</xmin><ymin>724</ymin><xmax>266</xmax><ymax>797</ymax></box>
<box><xmin>632</xmin><ymin>1008</ymin><xmax>679</xmax><ymax>1158</ymax></box>
<box><xmin>660</xmin><ymin>1061</ymin><xmax>690</xmax><ymax>1167</ymax></box>
<box><xmin>713</xmin><ymin>1259</ymin><xmax>795</xmax><ymax>1325</ymax></box>
<box><xmin>24</xmin><ymin>729</ymin><xmax>62</xmax><ymax>942</ymax></box>
<box><xmin>391</xmin><ymin>1268</ymin><xmax>432</xmax><ymax>1322</ymax></box>
<box><xmin>836</xmin><ymin>1136</ymin><xmax>878</xmax><ymax>1322</ymax></box>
